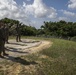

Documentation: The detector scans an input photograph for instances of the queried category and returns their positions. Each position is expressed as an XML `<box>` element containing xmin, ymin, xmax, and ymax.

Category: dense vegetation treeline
<box><xmin>0</xmin><ymin>18</ymin><xmax>37</xmax><ymax>36</ymax></box>
<box><xmin>0</xmin><ymin>18</ymin><xmax>76</xmax><ymax>39</ymax></box>
<box><xmin>40</xmin><ymin>21</ymin><xmax>76</xmax><ymax>39</ymax></box>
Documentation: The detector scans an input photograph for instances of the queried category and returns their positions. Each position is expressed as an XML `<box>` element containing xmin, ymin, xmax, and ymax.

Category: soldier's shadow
<box><xmin>6</xmin><ymin>47</ymin><xmax>28</xmax><ymax>54</ymax></box>
<box><xmin>5</xmin><ymin>42</ymin><xmax>38</xmax><ymax>65</ymax></box>
<box><xmin>8</xmin><ymin>42</ymin><xmax>27</xmax><ymax>46</ymax></box>
<box><xmin>4</xmin><ymin>56</ymin><xmax>38</xmax><ymax>65</ymax></box>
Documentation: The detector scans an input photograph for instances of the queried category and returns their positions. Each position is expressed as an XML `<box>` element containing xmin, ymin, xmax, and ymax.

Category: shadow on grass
<box><xmin>4</xmin><ymin>56</ymin><xmax>38</xmax><ymax>65</ymax></box>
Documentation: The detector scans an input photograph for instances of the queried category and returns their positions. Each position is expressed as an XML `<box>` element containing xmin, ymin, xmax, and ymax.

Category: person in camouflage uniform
<box><xmin>5</xmin><ymin>24</ymin><xmax>9</xmax><ymax>43</ymax></box>
<box><xmin>16</xmin><ymin>24</ymin><xmax>21</xmax><ymax>42</ymax></box>
<box><xmin>0</xmin><ymin>21</ymin><xmax>8</xmax><ymax>58</ymax></box>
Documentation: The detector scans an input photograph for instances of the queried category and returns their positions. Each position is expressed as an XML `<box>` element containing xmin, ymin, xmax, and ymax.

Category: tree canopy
<box><xmin>0</xmin><ymin>18</ymin><xmax>76</xmax><ymax>39</ymax></box>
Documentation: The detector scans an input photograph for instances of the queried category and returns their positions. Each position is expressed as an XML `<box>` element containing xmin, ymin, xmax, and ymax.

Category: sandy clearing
<box><xmin>0</xmin><ymin>39</ymin><xmax>53</xmax><ymax>61</ymax></box>
<box><xmin>28</xmin><ymin>40</ymin><xmax>53</xmax><ymax>54</ymax></box>
<box><xmin>0</xmin><ymin>40</ymin><xmax>53</xmax><ymax>75</ymax></box>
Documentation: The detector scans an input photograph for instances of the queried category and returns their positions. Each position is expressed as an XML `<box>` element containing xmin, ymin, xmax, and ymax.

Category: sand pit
<box><xmin>0</xmin><ymin>39</ymin><xmax>52</xmax><ymax>60</ymax></box>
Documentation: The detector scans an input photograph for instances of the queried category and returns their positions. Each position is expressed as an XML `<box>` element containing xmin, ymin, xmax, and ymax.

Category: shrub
<box><xmin>71</xmin><ymin>36</ymin><xmax>76</xmax><ymax>42</ymax></box>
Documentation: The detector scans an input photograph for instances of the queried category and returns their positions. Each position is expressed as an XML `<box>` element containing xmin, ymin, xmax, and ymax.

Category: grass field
<box><xmin>0</xmin><ymin>37</ymin><xmax>76</xmax><ymax>75</ymax></box>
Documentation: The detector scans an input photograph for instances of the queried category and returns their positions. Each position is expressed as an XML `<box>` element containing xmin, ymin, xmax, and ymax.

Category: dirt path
<box><xmin>0</xmin><ymin>39</ymin><xmax>53</xmax><ymax>61</ymax></box>
<box><xmin>28</xmin><ymin>40</ymin><xmax>52</xmax><ymax>54</ymax></box>
<box><xmin>0</xmin><ymin>39</ymin><xmax>53</xmax><ymax>75</ymax></box>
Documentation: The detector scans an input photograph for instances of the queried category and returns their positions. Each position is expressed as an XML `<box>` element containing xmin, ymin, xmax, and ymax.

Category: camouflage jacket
<box><xmin>0</xmin><ymin>28</ymin><xmax>5</xmax><ymax>41</ymax></box>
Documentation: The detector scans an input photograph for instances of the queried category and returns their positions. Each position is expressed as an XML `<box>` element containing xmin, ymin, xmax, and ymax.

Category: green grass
<box><xmin>0</xmin><ymin>36</ymin><xmax>76</xmax><ymax>75</ymax></box>
<box><xmin>24</xmin><ymin>37</ymin><xmax>76</xmax><ymax>75</ymax></box>
<box><xmin>39</xmin><ymin>38</ymin><xmax>76</xmax><ymax>75</ymax></box>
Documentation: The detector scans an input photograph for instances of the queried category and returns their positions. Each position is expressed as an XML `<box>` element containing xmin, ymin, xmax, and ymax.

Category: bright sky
<box><xmin>0</xmin><ymin>0</ymin><xmax>76</xmax><ymax>28</ymax></box>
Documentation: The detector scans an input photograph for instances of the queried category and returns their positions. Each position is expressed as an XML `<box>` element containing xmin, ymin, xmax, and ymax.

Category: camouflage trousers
<box><xmin>16</xmin><ymin>34</ymin><xmax>21</xmax><ymax>42</ymax></box>
<box><xmin>0</xmin><ymin>40</ymin><xmax>5</xmax><ymax>55</ymax></box>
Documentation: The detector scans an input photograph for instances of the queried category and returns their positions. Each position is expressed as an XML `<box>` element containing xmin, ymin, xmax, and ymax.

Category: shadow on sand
<box><xmin>7</xmin><ymin>42</ymin><xmax>27</xmax><ymax>46</ymax></box>
<box><xmin>4</xmin><ymin>55</ymin><xmax>38</xmax><ymax>65</ymax></box>
<box><xmin>3</xmin><ymin>48</ymin><xmax>37</xmax><ymax>65</ymax></box>
<box><xmin>6</xmin><ymin>47</ymin><xmax>29</xmax><ymax>54</ymax></box>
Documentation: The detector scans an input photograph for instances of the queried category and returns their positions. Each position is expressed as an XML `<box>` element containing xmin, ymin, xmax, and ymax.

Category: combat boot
<box><xmin>3</xmin><ymin>53</ymin><xmax>9</xmax><ymax>56</ymax></box>
<box><xmin>0</xmin><ymin>55</ymin><xmax>4</xmax><ymax>58</ymax></box>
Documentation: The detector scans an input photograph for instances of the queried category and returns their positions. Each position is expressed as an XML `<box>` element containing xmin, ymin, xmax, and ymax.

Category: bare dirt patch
<box><xmin>0</xmin><ymin>39</ymin><xmax>53</xmax><ymax>75</ymax></box>
<box><xmin>29</xmin><ymin>40</ymin><xmax>53</xmax><ymax>54</ymax></box>
<box><xmin>5</xmin><ymin>39</ymin><xmax>52</xmax><ymax>57</ymax></box>
<box><xmin>0</xmin><ymin>39</ymin><xmax>52</xmax><ymax>61</ymax></box>
<box><xmin>0</xmin><ymin>39</ymin><xmax>52</xmax><ymax>62</ymax></box>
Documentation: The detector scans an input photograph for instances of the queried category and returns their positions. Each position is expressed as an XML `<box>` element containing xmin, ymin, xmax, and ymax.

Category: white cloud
<box><xmin>0</xmin><ymin>0</ymin><xmax>28</xmax><ymax>24</ymax></box>
<box><xmin>61</xmin><ymin>10</ymin><xmax>76</xmax><ymax>17</ymax></box>
<box><xmin>58</xmin><ymin>17</ymin><xmax>70</xmax><ymax>21</ymax></box>
<box><xmin>68</xmin><ymin>0</ymin><xmax>76</xmax><ymax>9</ymax></box>
<box><xmin>23</xmin><ymin>0</ymin><xmax>57</xmax><ymax>18</ymax></box>
<box><xmin>0</xmin><ymin>0</ymin><xmax>26</xmax><ymax>19</ymax></box>
<box><xmin>0</xmin><ymin>0</ymin><xmax>57</xmax><ymax>28</ymax></box>
<box><xmin>58</xmin><ymin>10</ymin><xmax>76</xmax><ymax>22</ymax></box>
